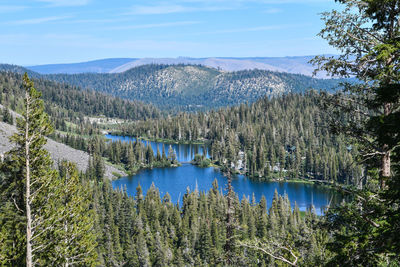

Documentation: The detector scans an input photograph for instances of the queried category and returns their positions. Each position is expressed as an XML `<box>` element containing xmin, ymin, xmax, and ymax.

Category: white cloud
<box><xmin>7</xmin><ymin>16</ymin><xmax>71</xmax><ymax>25</ymax></box>
<box><xmin>36</xmin><ymin>0</ymin><xmax>90</xmax><ymax>7</ymax></box>
<box><xmin>107</xmin><ymin>21</ymin><xmax>201</xmax><ymax>30</ymax></box>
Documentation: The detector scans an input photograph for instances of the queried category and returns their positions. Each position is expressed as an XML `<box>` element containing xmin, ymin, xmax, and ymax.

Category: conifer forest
<box><xmin>0</xmin><ymin>0</ymin><xmax>399</xmax><ymax>266</ymax></box>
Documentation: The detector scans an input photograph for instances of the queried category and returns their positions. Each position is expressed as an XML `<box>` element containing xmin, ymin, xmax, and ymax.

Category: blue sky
<box><xmin>0</xmin><ymin>0</ymin><xmax>340</xmax><ymax>65</ymax></box>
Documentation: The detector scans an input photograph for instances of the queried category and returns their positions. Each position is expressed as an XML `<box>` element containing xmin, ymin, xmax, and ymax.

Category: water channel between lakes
<box><xmin>107</xmin><ymin>134</ymin><xmax>343</xmax><ymax>215</ymax></box>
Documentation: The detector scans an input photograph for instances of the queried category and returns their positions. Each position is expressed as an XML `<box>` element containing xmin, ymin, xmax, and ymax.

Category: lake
<box><xmin>108</xmin><ymin>135</ymin><xmax>343</xmax><ymax>214</ymax></box>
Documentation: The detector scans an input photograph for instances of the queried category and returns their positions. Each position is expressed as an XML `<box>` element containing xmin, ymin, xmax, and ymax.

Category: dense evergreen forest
<box><xmin>0</xmin><ymin>71</ymin><xmax>161</xmax><ymax>122</ymax></box>
<box><xmin>80</xmin><ymin>176</ymin><xmax>329</xmax><ymax>266</ymax></box>
<box><xmin>62</xmin><ymin>134</ymin><xmax>180</xmax><ymax>175</ymax></box>
<box><xmin>116</xmin><ymin>92</ymin><xmax>363</xmax><ymax>186</ymax></box>
<box><xmin>44</xmin><ymin>64</ymin><xmax>343</xmax><ymax>111</ymax></box>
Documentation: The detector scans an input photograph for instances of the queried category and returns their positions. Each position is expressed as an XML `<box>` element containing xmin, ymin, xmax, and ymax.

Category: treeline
<box><xmin>0</xmin><ymin>71</ymin><xmax>161</xmax><ymax>123</ymax></box>
<box><xmin>116</xmin><ymin>92</ymin><xmax>363</xmax><ymax>185</ymax></box>
<box><xmin>50</xmin><ymin>133</ymin><xmax>179</xmax><ymax>175</ymax></box>
<box><xmin>90</xmin><ymin>136</ymin><xmax>179</xmax><ymax>174</ymax></box>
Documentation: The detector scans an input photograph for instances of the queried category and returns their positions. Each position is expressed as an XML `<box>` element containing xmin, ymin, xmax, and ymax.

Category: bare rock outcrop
<box><xmin>0</xmin><ymin>120</ymin><xmax>126</xmax><ymax>179</ymax></box>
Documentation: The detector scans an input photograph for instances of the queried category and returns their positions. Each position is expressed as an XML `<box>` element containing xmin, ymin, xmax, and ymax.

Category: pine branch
<box><xmin>238</xmin><ymin>240</ymin><xmax>299</xmax><ymax>266</ymax></box>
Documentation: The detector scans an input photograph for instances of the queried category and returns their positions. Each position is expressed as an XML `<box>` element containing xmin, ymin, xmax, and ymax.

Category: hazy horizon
<box><xmin>23</xmin><ymin>55</ymin><xmax>331</xmax><ymax>67</ymax></box>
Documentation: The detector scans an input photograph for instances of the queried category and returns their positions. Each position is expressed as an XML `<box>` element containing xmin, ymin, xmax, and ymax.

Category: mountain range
<box><xmin>26</xmin><ymin>56</ymin><xmax>330</xmax><ymax>78</ymax></box>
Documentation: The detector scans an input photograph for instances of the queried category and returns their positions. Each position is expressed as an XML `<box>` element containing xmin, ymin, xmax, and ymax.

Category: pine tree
<box><xmin>136</xmin><ymin>230</ymin><xmax>151</xmax><ymax>267</ymax></box>
<box><xmin>1</xmin><ymin>106</ymin><xmax>13</xmax><ymax>125</ymax></box>
<box><xmin>224</xmin><ymin>171</ymin><xmax>238</xmax><ymax>265</ymax></box>
<box><xmin>167</xmin><ymin>145</ymin><xmax>177</xmax><ymax>164</ymax></box>
<box><xmin>312</xmin><ymin>0</ymin><xmax>400</xmax><ymax>264</ymax></box>
<box><xmin>93</xmin><ymin>153</ymin><xmax>105</xmax><ymax>181</ymax></box>
<box><xmin>161</xmin><ymin>144</ymin><xmax>167</xmax><ymax>162</ymax></box>
<box><xmin>8</xmin><ymin>73</ymin><xmax>59</xmax><ymax>266</ymax></box>
<box><xmin>312</xmin><ymin>0</ymin><xmax>399</xmax><ymax>188</ymax></box>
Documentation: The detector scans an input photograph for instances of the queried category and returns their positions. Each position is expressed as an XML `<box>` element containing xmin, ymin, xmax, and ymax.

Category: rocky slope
<box><xmin>0</xmin><ymin>107</ymin><xmax>126</xmax><ymax>179</ymax></box>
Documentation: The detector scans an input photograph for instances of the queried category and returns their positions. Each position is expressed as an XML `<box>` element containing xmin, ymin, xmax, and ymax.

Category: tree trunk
<box><xmin>224</xmin><ymin>171</ymin><xmax>235</xmax><ymax>265</ymax></box>
<box><xmin>25</xmin><ymin>91</ymin><xmax>33</xmax><ymax>267</ymax></box>
<box><xmin>381</xmin><ymin>147</ymin><xmax>390</xmax><ymax>189</ymax></box>
<box><xmin>381</xmin><ymin>103</ymin><xmax>391</xmax><ymax>189</ymax></box>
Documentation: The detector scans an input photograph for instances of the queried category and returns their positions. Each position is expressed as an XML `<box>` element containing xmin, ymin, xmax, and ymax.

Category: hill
<box><xmin>45</xmin><ymin>64</ymin><xmax>342</xmax><ymax>111</ymax></box>
<box><xmin>0</xmin><ymin>64</ymin><xmax>41</xmax><ymax>78</ymax></box>
<box><xmin>0</xmin><ymin>70</ymin><xmax>161</xmax><ymax>120</ymax></box>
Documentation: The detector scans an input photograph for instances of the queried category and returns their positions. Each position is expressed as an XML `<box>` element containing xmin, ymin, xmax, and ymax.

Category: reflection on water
<box><xmin>105</xmin><ymin>134</ymin><xmax>209</xmax><ymax>162</ymax></box>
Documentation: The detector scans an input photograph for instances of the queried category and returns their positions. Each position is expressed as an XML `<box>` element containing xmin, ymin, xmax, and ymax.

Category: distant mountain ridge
<box><xmin>0</xmin><ymin>64</ymin><xmax>41</xmax><ymax>78</ymax></box>
<box><xmin>25</xmin><ymin>56</ymin><xmax>330</xmax><ymax>77</ymax></box>
<box><xmin>27</xmin><ymin>58</ymin><xmax>135</xmax><ymax>74</ymax></box>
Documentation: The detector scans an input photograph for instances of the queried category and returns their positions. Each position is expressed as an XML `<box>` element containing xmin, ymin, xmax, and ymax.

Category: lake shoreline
<box><xmin>106</xmin><ymin>134</ymin><xmax>351</xmax><ymax>193</ymax></box>
<box><xmin>109</xmin><ymin>132</ymin><xmax>209</xmax><ymax>145</ymax></box>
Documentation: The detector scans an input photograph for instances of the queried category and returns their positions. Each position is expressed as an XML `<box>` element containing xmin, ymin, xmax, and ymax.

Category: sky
<box><xmin>0</xmin><ymin>0</ymin><xmax>340</xmax><ymax>65</ymax></box>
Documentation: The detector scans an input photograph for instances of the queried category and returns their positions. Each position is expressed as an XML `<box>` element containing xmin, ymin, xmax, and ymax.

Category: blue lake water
<box><xmin>108</xmin><ymin>135</ymin><xmax>343</xmax><ymax>214</ymax></box>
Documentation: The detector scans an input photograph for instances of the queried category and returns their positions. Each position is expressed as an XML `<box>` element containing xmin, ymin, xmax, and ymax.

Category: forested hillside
<box><xmin>0</xmin><ymin>71</ymin><xmax>161</xmax><ymax>122</ymax></box>
<box><xmin>116</xmin><ymin>92</ymin><xmax>363</xmax><ymax>185</ymax></box>
<box><xmin>45</xmin><ymin>64</ymin><xmax>343</xmax><ymax>111</ymax></box>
